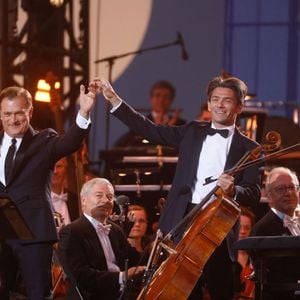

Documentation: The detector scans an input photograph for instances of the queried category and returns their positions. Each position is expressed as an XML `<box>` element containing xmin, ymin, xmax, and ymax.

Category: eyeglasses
<box><xmin>273</xmin><ymin>185</ymin><xmax>299</xmax><ymax>195</ymax></box>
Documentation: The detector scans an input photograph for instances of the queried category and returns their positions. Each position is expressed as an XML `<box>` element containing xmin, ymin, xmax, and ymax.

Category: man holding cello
<box><xmin>93</xmin><ymin>76</ymin><xmax>261</xmax><ymax>300</ymax></box>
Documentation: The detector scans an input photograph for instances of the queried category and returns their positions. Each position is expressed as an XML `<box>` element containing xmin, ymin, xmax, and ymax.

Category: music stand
<box><xmin>0</xmin><ymin>197</ymin><xmax>34</xmax><ymax>240</ymax></box>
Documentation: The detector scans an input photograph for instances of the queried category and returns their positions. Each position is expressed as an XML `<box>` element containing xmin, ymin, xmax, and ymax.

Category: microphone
<box><xmin>176</xmin><ymin>31</ymin><xmax>189</xmax><ymax>61</ymax></box>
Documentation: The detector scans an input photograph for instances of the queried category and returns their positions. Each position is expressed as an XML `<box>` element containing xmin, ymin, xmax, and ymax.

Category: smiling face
<box><xmin>81</xmin><ymin>181</ymin><xmax>114</xmax><ymax>223</ymax></box>
<box><xmin>0</xmin><ymin>96</ymin><xmax>33</xmax><ymax>138</ymax></box>
<box><xmin>207</xmin><ymin>87</ymin><xmax>242</xmax><ymax>128</ymax></box>
<box><xmin>267</xmin><ymin>170</ymin><xmax>299</xmax><ymax>217</ymax></box>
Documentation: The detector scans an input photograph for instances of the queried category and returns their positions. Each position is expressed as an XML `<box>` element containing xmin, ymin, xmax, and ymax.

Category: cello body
<box><xmin>138</xmin><ymin>195</ymin><xmax>240</xmax><ymax>299</ymax></box>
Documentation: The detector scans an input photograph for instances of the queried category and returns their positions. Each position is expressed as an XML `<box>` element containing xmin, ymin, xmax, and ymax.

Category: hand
<box><xmin>217</xmin><ymin>173</ymin><xmax>235</xmax><ymax>198</ymax></box>
<box><xmin>78</xmin><ymin>84</ymin><xmax>96</xmax><ymax>119</ymax></box>
<box><xmin>89</xmin><ymin>78</ymin><xmax>122</xmax><ymax>107</ymax></box>
<box><xmin>127</xmin><ymin>266</ymin><xmax>146</xmax><ymax>279</ymax></box>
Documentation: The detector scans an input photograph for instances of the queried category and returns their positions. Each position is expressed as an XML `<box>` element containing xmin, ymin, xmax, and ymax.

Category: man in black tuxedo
<box><xmin>57</xmin><ymin>178</ymin><xmax>145</xmax><ymax>300</ymax></box>
<box><xmin>251</xmin><ymin>167</ymin><xmax>300</xmax><ymax>300</ymax></box>
<box><xmin>252</xmin><ymin>166</ymin><xmax>300</xmax><ymax>236</ymax></box>
<box><xmin>0</xmin><ymin>84</ymin><xmax>96</xmax><ymax>299</ymax></box>
<box><xmin>94</xmin><ymin>76</ymin><xmax>261</xmax><ymax>300</ymax></box>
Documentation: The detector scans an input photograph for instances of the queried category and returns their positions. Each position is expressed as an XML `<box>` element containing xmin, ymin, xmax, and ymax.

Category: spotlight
<box><xmin>35</xmin><ymin>79</ymin><xmax>51</xmax><ymax>102</ymax></box>
<box><xmin>49</xmin><ymin>0</ymin><xmax>64</xmax><ymax>8</ymax></box>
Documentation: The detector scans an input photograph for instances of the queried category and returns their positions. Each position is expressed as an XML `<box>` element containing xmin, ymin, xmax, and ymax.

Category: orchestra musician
<box><xmin>234</xmin><ymin>207</ymin><xmax>256</xmax><ymax>299</ymax></box>
<box><xmin>127</xmin><ymin>204</ymin><xmax>152</xmax><ymax>253</ymax></box>
<box><xmin>0</xmin><ymin>84</ymin><xmax>96</xmax><ymax>300</ymax></box>
<box><xmin>251</xmin><ymin>166</ymin><xmax>300</xmax><ymax>300</ymax></box>
<box><xmin>51</xmin><ymin>157</ymin><xmax>80</xmax><ymax>227</ymax></box>
<box><xmin>57</xmin><ymin>178</ymin><xmax>145</xmax><ymax>300</ymax></box>
<box><xmin>92</xmin><ymin>76</ymin><xmax>261</xmax><ymax>300</ymax></box>
<box><xmin>114</xmin><ymin>80</ymin><xmax>186</xmax><ymax>147</ymax></box>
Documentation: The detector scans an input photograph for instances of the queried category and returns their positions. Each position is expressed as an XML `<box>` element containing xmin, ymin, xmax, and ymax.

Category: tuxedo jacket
<box><xmin>0</xmin><ymin>123</ymin><xmax>89</xmax><ymax>243</ymax></box>
<box><xmin>251</xmin><ymin>210</ymin><xmax>291</xmax><ymax>236</ymax></box>
<box><xmin>146</xmin><ymin>112</ymin><xmax>186</xmax><ymax>126</ymax></box>
<box><xmin>250</xmin><ymin>210</ymin><xmax>300</xmax><ymax>287</ymax></box>
<box><xmin>57</xmin><ymin>216</ymin><xmax>140</xmax><ymax>300</ymax></box>
<box><xmin>113</xmin><ymin>101</ymin><xmax>261</xmax><ymax>260</ymax></box>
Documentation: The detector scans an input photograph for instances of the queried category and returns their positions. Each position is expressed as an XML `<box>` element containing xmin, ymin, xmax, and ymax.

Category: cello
<box><xmin>137</xmin><ymin>131</ymin><xmax>282</xmax><ymax>300</ymax></box>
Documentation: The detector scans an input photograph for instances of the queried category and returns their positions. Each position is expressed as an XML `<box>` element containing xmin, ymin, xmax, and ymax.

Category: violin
<box><xmin>138</xmin><ymin>131</ymin><xmax>283</xmax><ymax>300</ymax></box>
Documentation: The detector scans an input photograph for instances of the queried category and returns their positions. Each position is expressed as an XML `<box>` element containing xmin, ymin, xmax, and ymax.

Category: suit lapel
<box><xmin>224</xmin><ymin>128</ymin><xmax>245</xmax><ymax>171</ymax></box>
<box><xmin>80</xmin><ymin>216</ymin><xmax>107</xmax><ymax>258</ymax></box>
<box><xmin>188</xmin><ymin>122</ymin><xmax>210</xmax><ymax>181</ymax></box>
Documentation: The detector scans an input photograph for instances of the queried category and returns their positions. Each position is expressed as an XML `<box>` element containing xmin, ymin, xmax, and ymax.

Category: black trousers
<box><xmin>185</xmin><ymin>203</ymin><xmax>235</xmax><ymax>300</ymax></box>
<box><xmin>1</xmin><ymin>240</ymin><xmax>53</xmax><ymax>300</ymax></box>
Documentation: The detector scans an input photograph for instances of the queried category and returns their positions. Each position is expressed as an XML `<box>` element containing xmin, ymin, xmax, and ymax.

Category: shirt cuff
<box><xmin>76</xmin><ymin>112</ymin><xmax>91</xmax><ymax>129</ymax></box>
<box><xmin>110</xmin><ymin>100</ymin><xmax>122</xmax><ymax>113</ymax></box>
<box><xmin>119</xmin><ymin>272</ymin><xmax>125</xmax><ymax>291</ymax></box>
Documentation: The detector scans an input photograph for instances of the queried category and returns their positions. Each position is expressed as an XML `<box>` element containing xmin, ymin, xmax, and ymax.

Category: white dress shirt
<box><xmin>51</xmin><ymin>191</ymin><xmax>71</xmax><ymax>225</ymax></box>
<box><xmin>0</xmin><ymin>133</ymin><xmax>22</xmax><ymax>185</ymax></box>
<box><xmin>191</xmin><ymin>124</ymin><xmax>235</xmax><ymax>205</ymax></box>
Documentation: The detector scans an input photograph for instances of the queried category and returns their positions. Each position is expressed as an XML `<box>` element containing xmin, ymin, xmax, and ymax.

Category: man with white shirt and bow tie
<box><xmin>93</xmin><ymin>76</ymin><xmax>262</xmax><ymax>300</ymax></box>
<box><xmin>51</xmin><ymin>157</ymin><xmax>80</xmax><ymax>227</ymax></box>
<box><xmin>57</xmin><ymin>177</ymin><xmax>145</xmax><ymax>300</ymax></box>
<box><xmin>252</xmin><ymin>166</ymin><xmax>300</xmax><ymax>236</ymax></box>
<box><xmin>251</xmin><ymin>167</ymin><xmax>300</xmax><ymax>300</ymax></box>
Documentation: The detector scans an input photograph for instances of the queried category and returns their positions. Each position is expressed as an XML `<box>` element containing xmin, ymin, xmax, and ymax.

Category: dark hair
<box><xmin>206</xmin><ymin>76</ymin><xmax>247</xmax><ymax>105</ymax></box>
<box><xmin>240</xmin><ymin>206</ymin><xmax>256</xmax><ymax>226</ymax></box>
<box><xmin>150</xmin><ymin>80</ymin><xmax>176</xmax><ymax>101</ymax></box>
<box><xmin>0</xmin><ymin>86</ymin><xmax>33</xmax><ymax>108</ymax></box>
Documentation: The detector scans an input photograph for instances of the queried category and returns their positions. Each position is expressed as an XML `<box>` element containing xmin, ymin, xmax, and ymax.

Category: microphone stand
<box><xmin>94</xmin><ymin>34</ymin><xmax>184</xmax><ymax>150</ymax></box>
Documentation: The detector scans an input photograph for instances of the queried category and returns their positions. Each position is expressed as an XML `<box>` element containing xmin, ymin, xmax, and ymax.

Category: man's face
<box><xmin>0</xmin><ymin>96</ymin><xmax>32</xmax><ymax>137</ymax></box>
<box><xmin>128</xmin><ymin>210</ymin><xmax>148</xmax><ymax>239</ymax></box>
<box><xmin>52</xmin><ymin>159</ymin><xmax>66</xmax><ymax>187</ymax></box>
<box><xmin>207</xmin><ymin>87</ymin><xmax>242</xmax><ymax>128</ymax></box>
<box><xmin>82</xmin><ymin>183</ymin><xmax>114</xmax><ymax>222</ymax></box>
<box><xmin>150</xmin><ymin>87</ymin><xmax>173</xmax><ymax>114</ymax></box>
<box><xmin>268</xmin><ymin>172</ymin><xmax>299</xmax><ymax>216</ymax></box>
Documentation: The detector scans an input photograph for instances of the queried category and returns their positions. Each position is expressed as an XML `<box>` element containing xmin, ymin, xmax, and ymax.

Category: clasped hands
<box><xmin>88</xmin><ymin>78</ymin><xmax>122</xmax><ymax>107</ymax></box>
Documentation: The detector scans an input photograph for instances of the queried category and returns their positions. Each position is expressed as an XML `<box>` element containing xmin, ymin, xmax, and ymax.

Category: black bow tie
<box><xmin>207</xmin><ymin>127</ymin><xmax>229</xmax><ymax>138</ymax></box>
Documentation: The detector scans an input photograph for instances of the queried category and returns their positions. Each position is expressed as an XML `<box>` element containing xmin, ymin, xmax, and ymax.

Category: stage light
<box><xmin>245</xmin><ymin>93</ymin><xmax>256</xmax><ymax>101</ymax></box>
<box><xmin>35</xmin><ymin>79</ymin><xmax>51</xmax><ymax>102</ymax></box>
<box><xmin>49</xmin><ymin>0</ymin><xmax>64</xmax><ymax>7</ymax></box>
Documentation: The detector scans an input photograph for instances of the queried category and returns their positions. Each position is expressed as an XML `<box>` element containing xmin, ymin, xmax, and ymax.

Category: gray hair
<box><xmin>80</xmin><ymin>178</ymin><xmax>114</xmax><ymax>198</ymax></box>
<box><xmin>265</xmin><ymin>167</ymin><xmax>299</xmax><ymax>193</ymax></box>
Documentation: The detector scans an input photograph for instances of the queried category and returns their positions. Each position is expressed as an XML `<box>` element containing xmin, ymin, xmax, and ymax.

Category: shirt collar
<box><xmin>3</xmin><ymin>132</ymin><xmax>23</xmax><ymax>147</ymax></box>
<box><xmin>84</xmin><ymin>213</ymin><xmax>108</xmax><ymax>229</ymax></box>
<box><xmin>271</xmin><ymin>207</ymin><xmax>295</xmax><ymax>220</ymax></box>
